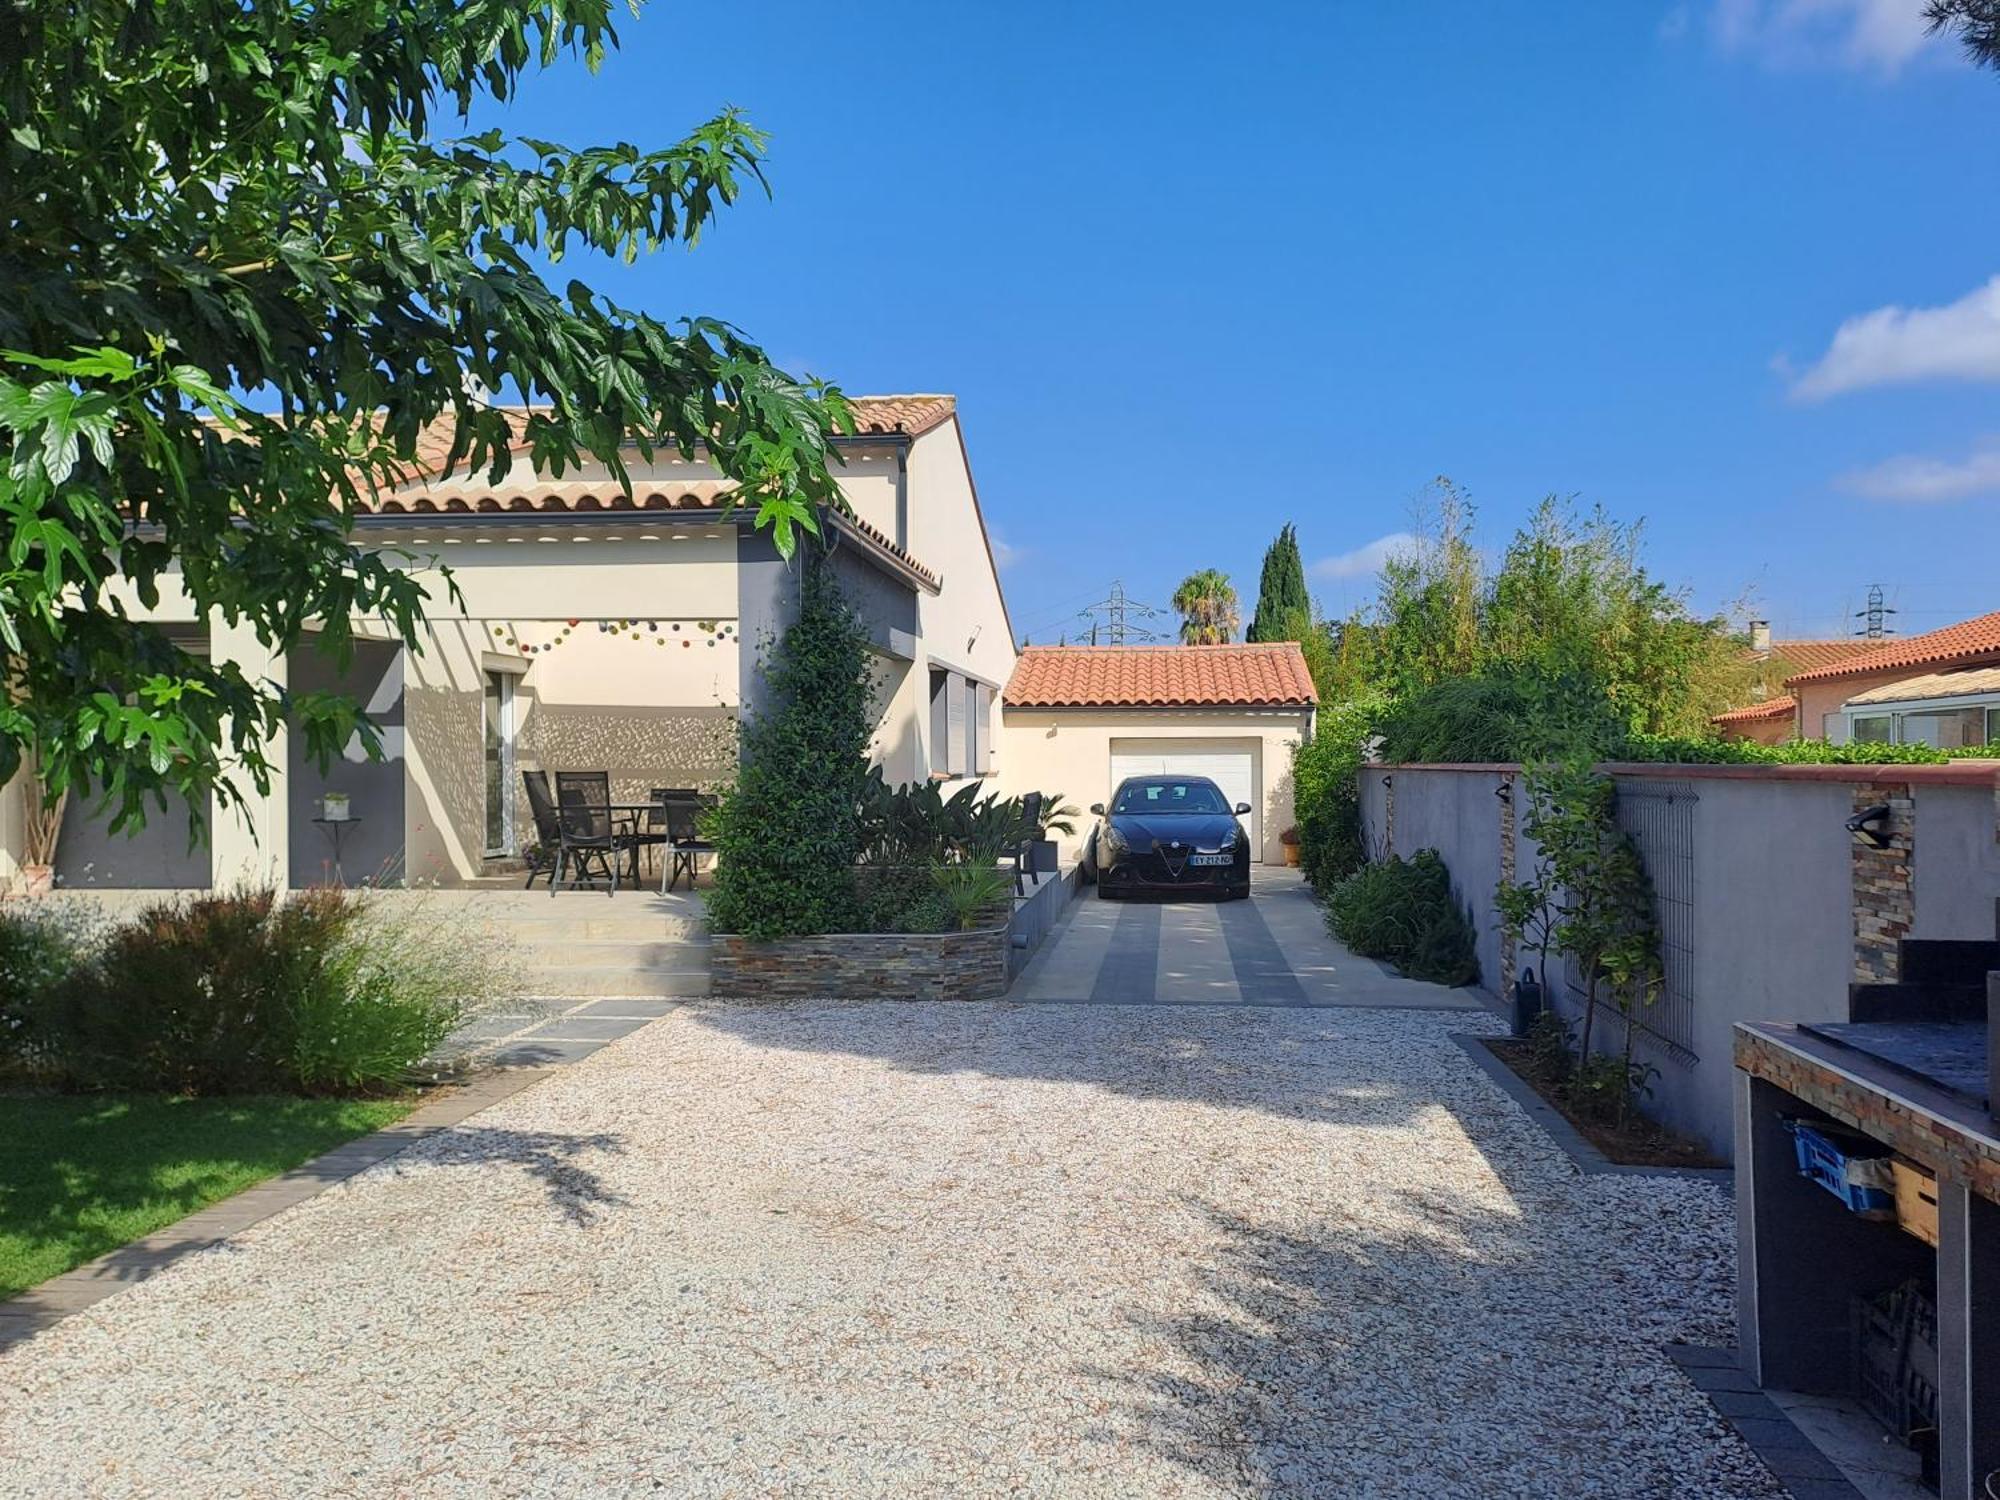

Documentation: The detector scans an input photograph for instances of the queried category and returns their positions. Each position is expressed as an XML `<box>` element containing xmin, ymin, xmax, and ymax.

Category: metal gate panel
<box><xmin>1610</xmin><ymin>779</ymin><xmax>1699</xmax><ymax>1066</ymax></box>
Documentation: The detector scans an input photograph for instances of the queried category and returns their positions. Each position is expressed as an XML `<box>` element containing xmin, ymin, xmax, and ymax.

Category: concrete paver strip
<box><xmin>1020</xmin><ymin>868</ymin><xmax>1477</xmax><ymax>1010</ymax></box>
<box><xmin>0</xmin><ymin>999</ymin><xmax>1778</xmax><ymax>1497</ymax></box>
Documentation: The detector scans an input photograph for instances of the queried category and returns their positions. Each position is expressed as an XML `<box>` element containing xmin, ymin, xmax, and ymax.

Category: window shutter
<box><xmin>930</xmin><ymin>670</ymin><xmax>950</xmax><ymax>772</ymax></box>
<box><xmin>974</xmin><ymin>683</ymin><xmax>993</xmax><ymax>773</ymax></box>
<box><xmin>946</xmin><ymin>672</ymin><xmax>967</xmax><ymax>775</ymax></box>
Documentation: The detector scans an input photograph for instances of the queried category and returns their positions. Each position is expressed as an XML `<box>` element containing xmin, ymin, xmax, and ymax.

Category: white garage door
<box><xmin>1107</xmin><ymin>740</ymin><xmax>1260</xmax><ymax>861</ymax></box>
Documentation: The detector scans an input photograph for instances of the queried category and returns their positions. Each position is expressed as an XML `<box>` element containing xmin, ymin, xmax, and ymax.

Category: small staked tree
<box><xmin>1171</xmin><ymin>569</ymin><xmax>1240</xmax><ymax>645</ymax></box>
<box><xmin>0</xmin><ymin>1</ymin><xmax>851</xmax><ymax>839</ymax></box>
<box><xmin>1500</xmin><ymin>758</ymin><xmax>1664</xmax><ymax>1127</ymax></box>
<box><xmin>1246</xmin><ymin>524</ymin><xmax>1310</xmax><ymax>643</ymax></box>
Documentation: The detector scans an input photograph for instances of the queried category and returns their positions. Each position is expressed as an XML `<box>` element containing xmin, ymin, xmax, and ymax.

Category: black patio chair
<box><xmin>552</xmin><ymin>771</ymin><xmax>622</xmax><ymax>896</ymax></box>
<box><xmin>1002</xmin><ymin>790</ymin><xmax>1043</xmax><ymax>897</ymax></box>
<box><xmin>662</xmin><ymin>794</ymin><xmax>718</xmax><ymax>894</ymax></box>
<box><xmin>521</xmin><ymin>769</ymin><xmax>562</xmax><ymax>889</ymax></box>
<box><xmin>619</xmin><ymin>786</ymin><xmax>687</xmax><ymax>885</ymax></box>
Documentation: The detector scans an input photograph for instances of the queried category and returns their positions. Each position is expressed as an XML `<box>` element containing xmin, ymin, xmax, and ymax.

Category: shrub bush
<box><xmin>1325</xmin><ymin>850</ymin><xmax>1480</xmax><ymax>986</ymax></box>
<box><xmin>1373</xmin><ymin>667</ymin><xmax>1627</xmax><ymax>766</ymax></box>
<box><xmin>1291</xmin><ymin>693</ymin><xmax>1386</xmax><ymax>892</ymax></box>
<box><xmin>706</xmin><ymin>559</ymin><xmax>873</xmax><ymax>940</ymax></box>
<box><xmin>0</xmin><ymin>904</ymin><xmax>97</xmax><ymax>1074</ymax></box>
<box><xmin>850</xmin><ymin>866</ymin><xmax>954</xmax><ymax>934</ymax></box>
<box><xmin>1620</xmin><ymin>734</ymin><xmax>1967</xmax><ymax>766</ymax></box>
<box><xmin>37</xmin><ymin>888</ymin><xmax>478</xmax><ymax>1095</ymax></box>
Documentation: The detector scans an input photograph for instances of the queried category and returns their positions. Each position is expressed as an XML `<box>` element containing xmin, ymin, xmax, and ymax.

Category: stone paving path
<box><xmin>0</xmin><ymin>991</ymin><xmax>1780</xmax><ymax>1497</ymax></box>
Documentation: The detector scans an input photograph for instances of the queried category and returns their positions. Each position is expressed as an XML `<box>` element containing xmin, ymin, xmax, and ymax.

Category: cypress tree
<box><xmin>1247</xmin><ymin>524</ymin><xmax>1310</xmax><ymax>642</ymax></box>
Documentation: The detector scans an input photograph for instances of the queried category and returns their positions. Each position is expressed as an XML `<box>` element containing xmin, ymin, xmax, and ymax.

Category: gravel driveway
<box><xmin>0</xmin><ymin>1001</ymin><xmax>1778</xmax><ymax>1498</ymax></box>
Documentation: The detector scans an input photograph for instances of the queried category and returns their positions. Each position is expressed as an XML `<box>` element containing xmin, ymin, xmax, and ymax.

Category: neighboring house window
<box><xmin>1822</xmin><ymin>711</ymin><xmax>1849</xmax><ymax>745</ymax></box>
<box><xmin>1901</xmin><ymin>707</ymin><xmax>1986</xmax><ymax>749</ymax></box>
<box><xmin>483</xmin><ymin>670</ymin><xmax>515</xmax><ymax>855</ymax></box>
<box><xmin>1988</xmin><ymin>706</ymin><xmax>1999</xmax><ymax>745</ymax></box>
<box><xmin>1850</xmin><ymin>713</ymin><xmax>1893</xmax><ymax>745</ymax></box>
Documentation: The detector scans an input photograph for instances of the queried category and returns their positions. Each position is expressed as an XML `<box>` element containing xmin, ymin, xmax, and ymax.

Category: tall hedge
<box><xmin>706</xmin><ymin>559</ymin><xmax>872</xmax><ymax>939</ymax></box>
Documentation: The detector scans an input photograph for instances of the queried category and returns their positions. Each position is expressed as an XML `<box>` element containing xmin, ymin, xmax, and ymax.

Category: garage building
<box><xmin>999</xmin><ymin>644</ymin><xmax>1318</xmax><ymax>866</ymax></box>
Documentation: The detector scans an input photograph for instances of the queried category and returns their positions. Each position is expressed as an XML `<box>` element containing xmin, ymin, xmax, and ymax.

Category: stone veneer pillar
<box><xmin>1850</xmin><ymin>783</ymin><xmax>1914</xmax><ymax>985</ymax></box>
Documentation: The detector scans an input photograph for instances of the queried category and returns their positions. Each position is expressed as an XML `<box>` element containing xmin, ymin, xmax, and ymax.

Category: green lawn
<box><xmin>0</xmin><ymin>1093</ymin><xmax>413</xmax><ymax>1299</ymax></box>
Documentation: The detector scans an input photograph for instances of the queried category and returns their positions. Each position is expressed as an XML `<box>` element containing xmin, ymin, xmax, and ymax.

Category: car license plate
<box><xmin>1188</xmin><ymin>853</ymin><xmax>1231</xmax><ymax>867</ymax></box>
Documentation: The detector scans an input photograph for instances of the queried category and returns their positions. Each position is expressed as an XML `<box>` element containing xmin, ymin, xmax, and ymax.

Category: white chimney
<box><xmin>1749</xmin><ymin>620</ymin><xmax>1771</xmax><ymax>653</ymax></box>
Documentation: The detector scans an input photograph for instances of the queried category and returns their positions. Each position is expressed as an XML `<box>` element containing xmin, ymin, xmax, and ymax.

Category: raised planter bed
<box><xmin>711</xmin><ymin>922</ymin><xmax>1011</xmax><ymax>1001</ymax></box>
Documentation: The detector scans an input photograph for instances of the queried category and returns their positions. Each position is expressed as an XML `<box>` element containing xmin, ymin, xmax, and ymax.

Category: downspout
<box><xmin>894</xmin><ymin>443</ymin><xmax>909</xmax><ymax>553</ymax></box>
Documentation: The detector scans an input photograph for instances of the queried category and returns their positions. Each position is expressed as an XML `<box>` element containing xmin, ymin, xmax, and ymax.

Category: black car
<box><xmin>1084</xmin><ymin>774</ymin><xmax>1253</xmax><ymax>900</ymax></box>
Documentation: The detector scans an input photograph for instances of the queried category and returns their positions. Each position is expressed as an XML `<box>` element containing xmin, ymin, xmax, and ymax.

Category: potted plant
<box><xmin>1032</xmin><ymin>792</ymin><xmax>1080</xmax><ymax>874</ymax></box>
<box><xmin>17</xmin><ymin>766</ymin><xmax>65</xmax><ymax>896</ymax></box>
<box><xmin>1279</xmin><ymin>825</ymin><xmax>1302</xmax><ymax>867</ymax></box>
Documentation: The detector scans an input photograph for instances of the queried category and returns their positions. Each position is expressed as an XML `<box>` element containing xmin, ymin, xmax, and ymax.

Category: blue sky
<box><xmin>484</xmin><ymin>0</ymin><xmax>1999</xmax><ymax>644</ymax></box>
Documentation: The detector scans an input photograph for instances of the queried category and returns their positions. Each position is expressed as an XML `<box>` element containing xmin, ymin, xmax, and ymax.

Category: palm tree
<box><xmin>1172</xmin><ymin>569</ymin><xmax>1240</xmax><ymax>644</ymax></box>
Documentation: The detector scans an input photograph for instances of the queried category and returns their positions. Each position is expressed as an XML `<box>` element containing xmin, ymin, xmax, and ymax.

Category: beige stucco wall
<box><xmin>3</xmin><ymin>424</ymin><xmax>1017</xmax><ymax>887</ymax></box>
<box><xmin>998</xmin><ymin>706</ymin><xmax>1314</xmax><ymax>865</ymax></box>
<box><xmin>906</xmin><ymin>417</ymin><xmax>1018</xmax><ymax>787</ymax></box>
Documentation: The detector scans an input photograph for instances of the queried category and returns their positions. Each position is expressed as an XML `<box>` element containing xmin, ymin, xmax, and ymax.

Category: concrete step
<box><xmin>503</xmin><ymin>937</ymin><xmax>712</xmax><ymax>968</ymax></box>
<box><xmin>516</xmin><ymin>964</ymin><xmax>712</xmax><ymax>998</ymax></box>
<box><xmin>475</xmin><ymin>914</ymin><xmax>707</xmax><ymax>943</ymax></box>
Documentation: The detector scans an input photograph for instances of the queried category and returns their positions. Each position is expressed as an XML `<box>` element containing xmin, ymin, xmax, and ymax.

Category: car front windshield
<box><xmin>1112</xmin><ymin>780</ymin><xmax>1229</xmax><ymax>815</ymax></box>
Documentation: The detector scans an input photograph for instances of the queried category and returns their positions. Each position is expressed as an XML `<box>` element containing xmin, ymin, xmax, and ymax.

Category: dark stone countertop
<box><xmin>1799</xmin><ymin>1018</ymin><xmax>1989</xmax><ymax>1111</ymax></box>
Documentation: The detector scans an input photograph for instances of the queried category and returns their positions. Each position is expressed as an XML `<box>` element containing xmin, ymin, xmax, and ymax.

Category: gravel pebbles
<box><xmin>0</xmin><ymin>1001</ymin><xmax>1779</xmax><ymax>1498</ymax></box>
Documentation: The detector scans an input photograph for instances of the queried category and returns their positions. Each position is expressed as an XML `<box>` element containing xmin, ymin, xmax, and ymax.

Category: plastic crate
<box><xmin>1891</xmin><ymin>1159</ymin><xmax>1940</xmax><ymax>1248</ymax></box>
<box><xmin>1851</xmin><ymin>1279</ymin><xmax>1940</xmax><ymax>1451</ymax></box>
<box><xmin>1787</xmin><ymin>1118</ymin><xmax>1896</xmax><ymax>1219</ymax></box>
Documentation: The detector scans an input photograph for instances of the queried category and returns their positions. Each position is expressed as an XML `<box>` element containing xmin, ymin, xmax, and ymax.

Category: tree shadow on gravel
<box><xmin>1085</xmin><ymin>1193</ymin><xmax>1722</xmax><ymax>1498</ymax></box>
<box><xmin>685</xmin><ymin>1000</ymin><xmax>1482</xmax><ymax>1133</ymax></box>
<box><xmin>415</xmin><ymin>1127</ymin><xmax>631</xmax><ymax>1227</ymax></box>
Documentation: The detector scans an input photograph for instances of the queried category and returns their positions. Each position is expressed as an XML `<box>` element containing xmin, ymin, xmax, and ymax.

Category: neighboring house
<box><xmin>1836</xmin><ymin>667</ymin><xmax>2000</xmax><ymax>748</ymax></box>
<box><xmin>1711</xmin><ymin>623</ymin><xmax>1895</xmax><ymax>745</ymax></box>
<box><xmin>998</xmin><ymin>643</ymin><xmax>1318</xmax><ymax>864</ymax></box>
<box><xmin>2</xmin><ymin>395</ymin><xmax>1019</xmax><ymax>890</ymax></box>
<box><xmin>1787</xmin><ymin>609</ymin><xmax>2000</xmax><ymax>746</ymax></box>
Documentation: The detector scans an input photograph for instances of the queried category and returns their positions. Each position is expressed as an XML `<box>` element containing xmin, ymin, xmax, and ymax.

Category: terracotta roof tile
<box><xmin>1786</xmin><ymin>610</ymin><xmax>2000</xmax><ymax>685</ymax></box>
<box><xmin>1758</xmin><ymin>639</ymin><xmax>1894</xmax><ymax>676</ymax></box>
<box><xmin>1711</xmin><ymin>695</ymin><xmax>1795</xmax><ymax>726</ymax></box>
<box><xmin>392</xmin><ymin>396</ymin><xmax>952</xmax><ymax>486</ymax></box>
<box><xmin>363</xmin><ymin>399</ymin><xmax>953</xmax><ymax>589</ymax></box>
<box><xmin>1004</xmin><ymin>645</ymin><xmax>1318</xmax><ymax>709</ymax></box>
<box><xmin>369</xmin><ymin>480</ymin><xmax>938</xmax><ymax>590</ymax></box>
<box><xmin>840</xmin><ymin>394</ymin><xmax>956</xmax><ymax>437</ymax></box>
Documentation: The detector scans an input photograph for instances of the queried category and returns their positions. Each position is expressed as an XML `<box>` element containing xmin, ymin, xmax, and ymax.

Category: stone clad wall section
<box><xmin>712</xmin><ymin>926</ymin><xmax>1010</xmax><ymax>1001</ymax></box>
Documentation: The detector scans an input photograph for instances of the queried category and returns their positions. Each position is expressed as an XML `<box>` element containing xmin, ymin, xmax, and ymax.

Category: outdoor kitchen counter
<box><xmin>1734</xmin><ymin>1021</ymin><xmax>2000</xmax><ymax>1499</ymax></box>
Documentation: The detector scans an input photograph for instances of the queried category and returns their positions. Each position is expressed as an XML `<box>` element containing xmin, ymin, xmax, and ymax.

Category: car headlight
<box><xmin>1100</xmin><ymin>825</ymin><xmax>1128</xmax><ymax>855</ymax></box>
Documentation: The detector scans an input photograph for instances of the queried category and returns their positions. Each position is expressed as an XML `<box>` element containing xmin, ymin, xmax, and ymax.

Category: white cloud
<box><xmin>1790</xmin><ymin>274</ymin><xmax>2000</xmax><ymax>400</ymax></box>
<box><xmin>1309</xmin><ymin>532</ymin><xmax>1419</xmax><ymax>582</ymax></box>
<box><xmin>1700</xmin><ymin>0</ymin><xmax>1936</xmax><ymax>73</ymax></box>
<box><xmin>1836</xmin><ymin>437</ymin><xmax>2000</xmax><ymax>502</ymax></box>
<box><xmin>988</xmin><ymin>532</ymin><xmax>1026</xmax><ymax>570</ymax></box>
